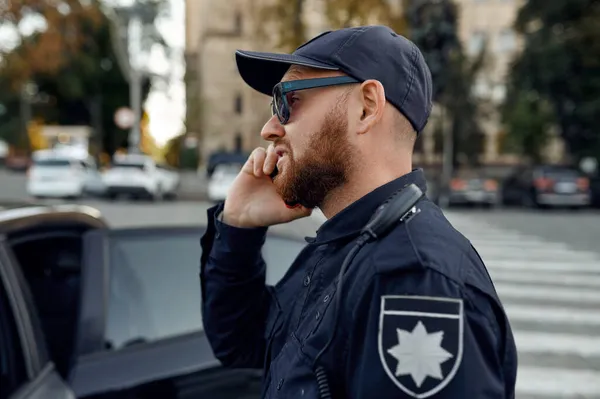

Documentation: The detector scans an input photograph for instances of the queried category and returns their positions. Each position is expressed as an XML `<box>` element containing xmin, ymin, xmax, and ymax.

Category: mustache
<box><xmin>273</xmin><ymin>139</ymin><xmax>291</xmax><ymax>150</ymax></box>
<box><xmin>273</xmin><ymin>139</ymin><xmax>292</xmax><ymax>156</ymax></box>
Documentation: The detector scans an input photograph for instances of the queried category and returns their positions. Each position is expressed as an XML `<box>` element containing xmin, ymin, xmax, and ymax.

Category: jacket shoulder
<box><xmin>368</xmin><ymin>200</ymin><xmax>493</xmax><ymax>292</ymax></box>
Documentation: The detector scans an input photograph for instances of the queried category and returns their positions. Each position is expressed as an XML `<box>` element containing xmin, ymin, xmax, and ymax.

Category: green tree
<box><xmin>163</xmin><ymin>134</ymin><xmax>199</xmax><ymax>170</ymax></box>
<box><xmin>163</xmin><ymin>134</ymin><xmax>182</xmax><ymax>167</ymax></box>
<box><xmin>0</xmin><ymin>79</ymin><xmax>22</xmax><ymax>146</ymax></box>
<box><xmin>502</xmin><ymin>90</ymin><xmax>554</xmax><ymax>164</ymax></box>
<box><xmin>257</xmin><ymin>0</ymin><xmax>307</xmax><ymax>52</ymax></box>
<box><xmin>0</xmin><ymin>0</ymin><xmax>165</xmax><ymax>155</ymax></box>
<box><xmin>406</xmin><ymin>0</ymin><xmax>461</xmax><ymax>102</ymax></box>
<box><xmin>506</xmin><ymin>0</ymin><xmax>600</xmax><ymax>162</ymax></box>
<box><xmin>407</xmin><ymin>0</ymin><xmax>486</xmax><ymax>166</ymax></box>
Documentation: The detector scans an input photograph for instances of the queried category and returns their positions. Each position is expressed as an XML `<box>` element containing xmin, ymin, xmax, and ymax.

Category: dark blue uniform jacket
<box><xmin>200</xmin><ymin>169</ymin><xmax>518</xmax><ymax>398</ymax></box>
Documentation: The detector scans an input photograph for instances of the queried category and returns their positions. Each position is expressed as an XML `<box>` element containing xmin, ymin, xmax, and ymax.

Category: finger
<box><xmin>253</xmin><ymin>147</ymin><xmax>267</xmax><ymax>177</ymax></box>
<box><xmin>263</xmin><ymin>144</ymin><xmax>278</xmax><ymax>176</ymax></box>
<box><xmin>242</xmin><ymin>148</ymin><xmax>258</xmax><ymax>174</ymax></box>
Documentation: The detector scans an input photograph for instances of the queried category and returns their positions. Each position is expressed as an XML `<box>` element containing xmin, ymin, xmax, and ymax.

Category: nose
<box><xmin>261</xmin><ymin>115</ymin><xmax>285</xmax><ymax>142</ymax></box>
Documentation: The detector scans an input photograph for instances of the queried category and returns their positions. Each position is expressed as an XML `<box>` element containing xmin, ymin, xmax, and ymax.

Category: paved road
<box><xmin>445</xmin><ymin>213</ymin><xmax>600</xmax><ymax>399</ymax></box>
<box><xmin>450</xmin><ymin>207</ymin><xmax>600</xmax><ymax>256</ymax></box>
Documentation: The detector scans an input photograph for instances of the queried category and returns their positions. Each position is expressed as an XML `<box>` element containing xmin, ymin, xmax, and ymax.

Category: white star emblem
<box><xmin>387</xmin><ymin>320</ymin><xmax>453</xmax><ymax>388</ymax></box>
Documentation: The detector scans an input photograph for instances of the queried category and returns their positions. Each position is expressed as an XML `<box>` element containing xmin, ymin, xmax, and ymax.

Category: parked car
<box><xmin>102</xmin><ymin>154</ymin><xmax>178</xmax><ymax>201</ymax></box>
<box><xmin>447</xmin><ymin>170</ymin><xmax>499</xmax><ymax>208</ymax></box>
<box><xmin>501</xmin><ymin>164</ymin><xmax>591</xmax><ymax>209</ymax></box>
<box><xmin>156</xmin><ymin>164</ymin><xmax>180</xmax><ymax>200</ymax></box>
<box><xmin>0</xmin><ymin>201</ymin><xmax>306</xmax><ymax>399</ymax></box>
<box><xmin>27</xmin><ymin>150</ymin><xmax>105</xmax><ymax>199</ymax></box>
<box><xmin>425</xmin><ymin>170</ymin><xmax>499</xmax><ymax>208</ymax></box>
<box><xmin>207</xmin><ymin>163</ymin><xmax>242</xmax><ymax>202</ymax></box>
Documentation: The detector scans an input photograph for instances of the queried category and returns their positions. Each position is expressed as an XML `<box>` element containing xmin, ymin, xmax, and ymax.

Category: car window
<box><xmin>542</xmin><ymin>167</ymin><xmax>579</xmax><ymax>179</ymax></box>
<box><xmin>33</xmin><ymin>159</ymin><xmax>71</xmax><ymax>167</ymax></box>
<box><xmin>104</xmin><ymin>229</ymin><xmax>306</xmax><ymax>350</ymax></box>
<box><xmin>0</xmin><ymin>269</ymin><xmax>27</xmax><ymax>399</ymax></box>
<box><xmin>112</xmin><ymin>162</ymin><xmax>145</xmax><ymax>170</ymax></box>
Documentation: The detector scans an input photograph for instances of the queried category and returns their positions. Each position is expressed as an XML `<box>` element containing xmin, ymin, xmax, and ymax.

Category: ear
<box><xmin>356</xmin><ymin>79</ymin><xmax>386</xmax><ymax>135</ymax></box>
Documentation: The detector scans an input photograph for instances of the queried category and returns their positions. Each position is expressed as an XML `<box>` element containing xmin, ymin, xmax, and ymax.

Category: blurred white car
<box><xmin>27</xmin><ymin>150</ymin><xmax>105</xmax><ymax>199</ymax></box>
<box><xmin>156</xmin><ymin>163</ymin><xmax>180</xmax><ymax>200</ymax></box>
<box><xmin>102</xmin><ymin>154</ymin><xmax>179</xmax><ymax>201</ymax></box>
<box><xmin>207</xmin><ymin>163</ymin><xmax>241</xmax><ymax>202</ymax></box>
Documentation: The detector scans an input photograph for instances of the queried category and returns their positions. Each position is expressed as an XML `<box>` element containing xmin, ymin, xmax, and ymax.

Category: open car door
<box><xmin>0</xmin><ymin>239</ymin><xmax>75</xmax><ymax>399</ymax></box>
<box><xmin>68</xmin><ymin>225</ymin><xmax>291</xmax><ymax>398</ymax></box>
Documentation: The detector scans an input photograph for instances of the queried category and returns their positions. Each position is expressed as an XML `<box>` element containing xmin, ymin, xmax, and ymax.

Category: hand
<box><xmin>222</xmin><ymin>145</ymin><xmax>312</xmax><ymax>228</ymax></box>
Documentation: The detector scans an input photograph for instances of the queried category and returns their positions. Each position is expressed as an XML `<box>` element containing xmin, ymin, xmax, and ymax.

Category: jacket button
<box><xmin>323</xmin><ymin>295</ymin><xmax>330</xmax><ymax>303</ymax></box>
<box><xmin>303</xmin><ymin>275</ymin><xmax>311</xmax><ymax>287</ymax></box>
<box><xmin>277</xmin><ymin>378</ymin><xmax>284</xmax><ymax>390</ymax></box>
<box><xmin>316</xmin><ymin>311</ymin><xmax>321</xmax><ymax>320</ymax></box>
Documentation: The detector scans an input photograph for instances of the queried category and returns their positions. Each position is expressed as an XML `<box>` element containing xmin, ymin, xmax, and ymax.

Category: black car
<box><xmin>501</xmin><ymin>164</ymin><xmax>591</xmax><ymax>209</ymax></box>
<box><xmin>0</xmin><ymin>202</ymin><xmax>306</xmax><ymax>399</ymax></box>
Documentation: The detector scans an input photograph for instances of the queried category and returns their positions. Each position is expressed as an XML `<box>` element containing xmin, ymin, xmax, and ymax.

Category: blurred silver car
<box><xmin>502</xmin><ymin>165</ymin><xmax>591</xmax><ymax>209</ymax></box>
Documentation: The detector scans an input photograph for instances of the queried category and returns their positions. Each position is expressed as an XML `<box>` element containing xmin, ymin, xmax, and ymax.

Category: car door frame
<box><xmin>68</xmin><ymin>225</ymin><xmax>304</xmax><ymax>398</ymax></box>
<box><xmin>0</xmin><ymin>236</ymin><xmax>75</xmax><ymax>399</ymax></box>
<box><xmin>68</xmin><ymin>226</ymin><xmax>228</xmax><ymax>398</ymax></box>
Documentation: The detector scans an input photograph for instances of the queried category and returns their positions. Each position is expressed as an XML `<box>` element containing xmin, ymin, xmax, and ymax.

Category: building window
<box><xmin>234</xmin><ymin>11</ymin><xmax>242</xmax><ymax>35</ymax></box>
<box><xmin>491</xmin><ymin>84</ymin><xmax>507</xmax><ymax>103</ymax></box>
<box><xmin>234</xmin><ymin>94</ymin><xmax>243</xmax><ymax>114</ymax></box>
<box><xmin>234</xmin><ymin>133</ymin><xmax>243</xmax><ymax>152</ymax></box>
<box><xmin>496</xmin><ymin>28</ymin><xmax>516</xmax><ymax>53</ymax></box>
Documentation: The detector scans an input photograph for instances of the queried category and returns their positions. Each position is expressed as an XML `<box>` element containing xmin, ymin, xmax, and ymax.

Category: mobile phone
<box><xmin>270</xmin><ymin>166</ymin><xmax>279</xmax><ymax>180</ymax></box>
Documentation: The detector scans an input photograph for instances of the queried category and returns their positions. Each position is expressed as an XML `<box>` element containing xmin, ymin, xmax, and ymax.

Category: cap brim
<box><xmin>235</xmin><ymin>50</ymin><xmax>340</xmax><ymax>96</ymax></box>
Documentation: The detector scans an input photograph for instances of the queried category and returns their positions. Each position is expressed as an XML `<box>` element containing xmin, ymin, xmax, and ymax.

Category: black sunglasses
<box><xmin>271</xmin><ymin>76</ymin><xmax>360</xmax><ymax>124</ymax></box>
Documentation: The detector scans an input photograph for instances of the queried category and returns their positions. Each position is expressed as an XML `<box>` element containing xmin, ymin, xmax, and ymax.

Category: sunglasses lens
<box><xmin>272</xmin><ymin>85</ymin><xmax>288</xmax><ymax>124</ymax></box>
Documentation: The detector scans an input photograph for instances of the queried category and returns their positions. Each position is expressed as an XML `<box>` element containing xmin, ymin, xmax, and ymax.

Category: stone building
<box><xmin>185</xmin><ymin>0</ymin><xmax>563</xmax><ymax>166</ymax></box>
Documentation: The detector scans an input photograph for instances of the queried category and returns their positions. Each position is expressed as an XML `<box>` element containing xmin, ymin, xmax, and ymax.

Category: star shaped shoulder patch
<box><xmin>378</xmin><ymin>295</ymin><xmax>464</xmax><ymax>398</ymax></box>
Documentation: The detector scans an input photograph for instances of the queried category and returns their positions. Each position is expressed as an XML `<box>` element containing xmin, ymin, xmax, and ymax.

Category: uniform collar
<box><xmin>307</xmin><ymin>169</ymin><xmax>428</xmax><ymax>245</ymax></box>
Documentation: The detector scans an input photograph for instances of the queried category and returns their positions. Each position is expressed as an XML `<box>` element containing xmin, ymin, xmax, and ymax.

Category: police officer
<box><xmin>200</xmin><ymin>25</ymin><xmax>517</xmax><ymax>398</ymax></box>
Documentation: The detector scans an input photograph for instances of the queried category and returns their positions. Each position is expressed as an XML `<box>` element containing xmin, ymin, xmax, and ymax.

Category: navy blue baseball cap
<box><xmin>235</xmin><ymin>25</ymin><xmax>433</xmax><ymax>133</ymax></box>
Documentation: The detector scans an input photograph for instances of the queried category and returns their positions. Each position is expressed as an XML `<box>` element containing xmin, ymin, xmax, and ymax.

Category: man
<box><xmin>200</xmin><ymin>25</ymin><xmax>517</xmax><ymax>398</ymax></box>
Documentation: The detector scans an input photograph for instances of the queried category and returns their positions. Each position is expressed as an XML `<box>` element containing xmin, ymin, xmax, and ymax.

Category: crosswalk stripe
<box><xmin>516</xmin><ymin>366</ymin><xmax>600</xmax><ymax>397</ymax></box>
<box><xmin>470</xmin><ymin>240</ymin><xmax>573</xmax><ymax>250</ymax></box>
<box><xmin>489</xmin><ymin>269</ymin><xmax>600</xmax><ymax>288</ymax></box>
<box><xmin>475</xmin><ymin>247</ymin><xmax>600</xmax><ymax>261</ymax></box>
<box><xmin>505</xmin><ymin>302</ymin><xmax>600</xmax><ymax>326</ymax></box>
<box><xmin>467</xmin><ymin>234</ymin><xmax>556</xmax><ymax>244</ymax></box>
<box><xmin>440</xmin><ymin>212</ymin><xmax>600</xmax><ymax>398</ymax></box>
<box><xmin>514</xmin><ymin>330</ymin><xmax>600</xmax><ymax>357</ymax></box>
<box><xmin>486</xmin><ymin>259</ymin><xmax>600</xmax><ymax>273</ymax></box>
<box><xmin>496</xmin><ymin>283</ymin><xmax>600</xmax><ymax>304</ymax></box>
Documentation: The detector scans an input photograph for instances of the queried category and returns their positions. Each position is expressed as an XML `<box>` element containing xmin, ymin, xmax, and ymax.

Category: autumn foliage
<box><xmin>0</xmin><ymin>0</ymin><xmax>104</xmax><ymax>90</ymax></box>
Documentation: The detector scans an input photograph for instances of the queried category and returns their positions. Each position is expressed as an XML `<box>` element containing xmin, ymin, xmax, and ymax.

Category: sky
<box><xmin>0</xmin><ymin>0</ymin><xmax>186</xmax><ymax>147</ymax></box>
<box><xmin>142</xmin><ymin>0</ymin><xmax>186</xmax><ymax>146</ymax></box>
